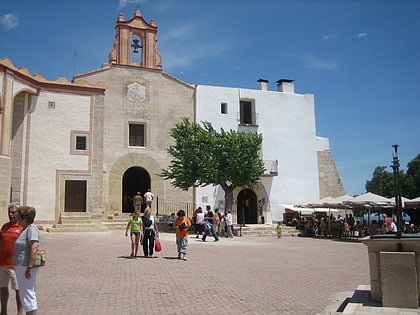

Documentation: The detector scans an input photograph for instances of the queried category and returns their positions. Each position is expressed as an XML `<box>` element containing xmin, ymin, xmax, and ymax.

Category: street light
<box><xmin>391</xmin><ymin>144</ymin><xmax>403</xmax><ymax>238</ymax></box>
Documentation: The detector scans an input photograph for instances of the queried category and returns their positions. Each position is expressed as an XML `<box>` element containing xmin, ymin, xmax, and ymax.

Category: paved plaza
<box><xmin>3</xmin><ymin>230</ymin><xmax>414</xmax><ymax>314</ymax></box>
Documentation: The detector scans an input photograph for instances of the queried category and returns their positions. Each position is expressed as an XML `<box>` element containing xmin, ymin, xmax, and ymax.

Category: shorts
<box><xmin>0</xmin><ymin>266</ymin><xmax>19</xmax><ymax>290</ymax></box>
<box><xmin>130</xmin><ymin>231</ymin><xmax>141</xmax><ymax>237</ymax></box>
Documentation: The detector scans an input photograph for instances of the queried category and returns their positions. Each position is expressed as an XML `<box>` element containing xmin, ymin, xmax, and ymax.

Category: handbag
<box><xmin>154</xmin><ymin>239</ymin><xmax>162</xmax><ymax>252</ymax></box>
<box><xmin>27</xmin><ymin>225</ymin><xmax>46</xmax><ymax>267</ymax></box>
<box><xmin>34</xmin><ymin>249</ymin><xmax>46</xmax><ymax>267</ymax></box>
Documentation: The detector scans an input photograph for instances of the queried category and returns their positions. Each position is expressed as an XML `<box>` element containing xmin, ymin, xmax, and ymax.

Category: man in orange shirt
<box><xmin>0</xmin><ymin>203</ymin><xmax>23</xmax><ymax>315</ymax></box>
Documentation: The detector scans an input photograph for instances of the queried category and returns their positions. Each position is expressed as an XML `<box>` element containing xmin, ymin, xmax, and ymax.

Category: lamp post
<box><xmin>391</xmin><ymin>144</ymin><xmax>403</xmax><ymax>238</ymax></box>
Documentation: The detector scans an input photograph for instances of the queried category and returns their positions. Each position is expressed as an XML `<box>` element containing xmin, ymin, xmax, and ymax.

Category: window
<box><xmin>221</xmin><ymin>102</ymin><xmax>228</xmax><ymax>114</ymax></box>
<box><xmin>75</xmin><ymin>136</ymin><xmax>86</xmax><ymax>150</ymax></box>
<box><xmin>129</xmin><ymin>124</ymin><xmax>145</xmax><ymax>147</ymax></box>
<box><xmin>70</xmin><ymin>131</ymin><xmax>90</xmax><ymax>155</ymax></box>
<box><xmin>239</xmin><ymin>100</ymin><xmax>257</xmax><ymax>125</ymax></box>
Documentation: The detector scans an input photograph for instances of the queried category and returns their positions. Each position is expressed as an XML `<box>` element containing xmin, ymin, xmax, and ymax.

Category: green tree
<box><xmin>160</xmin><ymin>117</ymin><xmax>265</xmax><ymax>211</ymax></box>
<box><xmin>405</xmin><ymin>154</ymin><xmax>420</xmax><ymax>198</ymax></box>
<box><xmin>366</xmin><ymin>154</ymin><xmax>420</xmax><ymax>198</ymax></box>
<box><xmin>365</xmin><ymin>166</ymin><xmax>395</xmax><ymax>198</ymax></box>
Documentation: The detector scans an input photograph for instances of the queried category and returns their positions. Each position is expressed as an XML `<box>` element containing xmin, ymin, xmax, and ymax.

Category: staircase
<box><xmin>47</xmin><ymin>213</ymin><xmax>299</xmax><ymax>237</ymax></box>
<box><xmin>46</xmin><ymin>212</ymin><xmax>175</xmax><ymax>233</ymax></box>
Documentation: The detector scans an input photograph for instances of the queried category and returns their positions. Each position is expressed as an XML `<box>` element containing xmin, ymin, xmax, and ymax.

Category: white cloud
<box><xmin>357</xmin><ymin>32</ymin><xmax>367</xmax><ymax>38</ymax></box>
<box><xmin>322</xmin><ymin>34</ymin><xmax>336</xmax><ymax>40</ymax></box>
<box><xmin>159</xmin><ymin>23</ymin><xmax>231</xmax><ymax>70</ymax></box>
<box><xmin>0</xmin><ymin>13</ymin><xmax>19</xmax><ymax>30</ymax></box>
<box><xmin>294</xmin><ymin>54</ymin><xmax>337</xmax><ymax>71</ymax></box>
<box><xmin>118</xmin><ymin>0</ymin><xmax>146</xmax><ymax>9</ymax></box>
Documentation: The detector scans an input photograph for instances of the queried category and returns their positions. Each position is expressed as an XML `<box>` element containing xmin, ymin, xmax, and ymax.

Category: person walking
<box><xmin>195</xmin><ymin>208</ymin><xmax>205</xmax><ymax>238</ymax></box>
<box><xmin>213</xmin><ymin>208</ymin><xmax>221</xmax><ymax>235</ymax></box>
<box><xmin>133</xmin><ymin>192</ymin><xmax>143</xmax><ymax>212</ymax></box>
<box><xmin>12</xmin><ymin>206</ymin><xmax>40</xmax><ymax>315</ymax></box>
<box><xmin>276</xmin><ymin>222</ymin><xmax>282</xmax><ymax>238</ymax></box>
<box><xmin>141</xmin><ymin>208</ymin><xmax>159</xmax><ymax>258</ymax></box>
<box><xmin>173</xmin><ymin>210</ymin><xmax>191</xmax><ymax>261</ymax></box>
<box><xmin>201</xmin><ymin>208</ymin><xmax>219</xmax><ymax>242</ymax></box>
<box><xmin>225</xmin><ymin>210</ymin><xmax>234</xmax><ymax>238</ymax></box>
<box><xmin>143</xmin><ymin>189</ymin><xmax>154</xmax><ymax>208</ymax></box>
<box><xmin>125</xmin><ymin>210</ymin><xmax>143</xmax><ymax>258</ymax></box>
<box><xmin>0</xmin><ymin>202</ymin><xmax>23</xmax><ymax>315</ymax></box>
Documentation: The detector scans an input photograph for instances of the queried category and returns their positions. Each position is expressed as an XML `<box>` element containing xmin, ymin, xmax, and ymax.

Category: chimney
<box><xmin>276</xmin><ymin>79</ymin><xmax>295</xmax><ymax>93</ymax></box>
<box><xmin>257</xmin><ymin>79</ymin><xmax>269</xmax><ymax>91</ymax></box>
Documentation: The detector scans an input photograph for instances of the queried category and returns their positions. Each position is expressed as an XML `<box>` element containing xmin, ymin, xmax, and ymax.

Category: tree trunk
<box><xmin>222</xmin><ymin>183</ymin><xmax>235</xmax><ymax>211</ymax></box>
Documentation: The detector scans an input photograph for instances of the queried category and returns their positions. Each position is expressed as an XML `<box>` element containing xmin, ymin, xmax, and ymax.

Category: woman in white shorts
<box><xmin>12</xmin><ymin>206</ymin><xmax>40</xmax><ymax>315</ymax></box>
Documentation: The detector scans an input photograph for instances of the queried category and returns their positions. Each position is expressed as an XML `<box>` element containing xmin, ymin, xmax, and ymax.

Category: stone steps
<box><xmin>47</xmin><ymin>213</ymin><xmax>173</xmax><ymax>233</ymax></box>
<box><xmin>47</xmin><ymin>213</ymin><xmax>297</xmax><ymax>237</ymax></box>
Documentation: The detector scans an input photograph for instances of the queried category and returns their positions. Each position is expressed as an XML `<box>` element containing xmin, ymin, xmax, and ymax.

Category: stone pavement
<box><xmin>5</xmin><ymin>231</ymin><xmax>420</xmax><ymax>314</ymax></box>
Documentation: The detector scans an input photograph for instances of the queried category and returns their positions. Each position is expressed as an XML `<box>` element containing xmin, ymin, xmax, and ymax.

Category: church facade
<box><xmin>0</xmin><ymin>10</ymin><xmax>344</xmax><ymax>225</ymax></box>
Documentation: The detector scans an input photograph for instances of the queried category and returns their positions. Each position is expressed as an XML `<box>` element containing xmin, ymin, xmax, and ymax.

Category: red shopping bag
<box><xmin>154</xmin><ymin>240</ymin><xmax>162</xmax><ymax>252</ymax></box>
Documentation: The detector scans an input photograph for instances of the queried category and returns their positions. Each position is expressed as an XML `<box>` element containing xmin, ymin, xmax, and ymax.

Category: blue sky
<box><xmin>1</xmin><ymin>0</ymin><xmax>419</xmax><ymax>196</ymax></box>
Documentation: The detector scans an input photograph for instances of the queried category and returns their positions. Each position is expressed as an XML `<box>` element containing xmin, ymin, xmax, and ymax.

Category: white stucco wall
<box><xmin>195</xmin><ymin>84</ymin><xmax>321</xmax><ymax>223</ymax></box>
<box><xmin>25</xmin><ymin>91</ymin><xmax>92</xmax><ymax>220</ymax></box>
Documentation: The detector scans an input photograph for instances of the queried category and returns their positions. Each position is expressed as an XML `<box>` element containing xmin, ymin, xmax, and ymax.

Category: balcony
<box><xmin>262</xmin><ymin>159</ymin><xmax>278</xmax><ymax>177</ymax></box>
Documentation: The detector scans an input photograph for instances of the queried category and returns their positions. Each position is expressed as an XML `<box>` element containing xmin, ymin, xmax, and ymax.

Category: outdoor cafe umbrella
<box><xmin>343</xmin><ymin>192</ymin><xmax>394</xmax><ymax>227</ymax></box>
<box><xmin>345</xmin><ymin>192</ymin><xmax>393</xmax><ymax>208</ymax></box>
<box><xmin>404</xmin><ymin>197</ymin><xmax>420</xmax><ymax>209</ymax></box>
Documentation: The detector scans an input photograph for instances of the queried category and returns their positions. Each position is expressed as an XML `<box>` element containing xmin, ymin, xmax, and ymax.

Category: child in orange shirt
<box><xmin>173</xmin><ymin>209</ymin><xmax>191</xmax><ymax>261</ymax></box>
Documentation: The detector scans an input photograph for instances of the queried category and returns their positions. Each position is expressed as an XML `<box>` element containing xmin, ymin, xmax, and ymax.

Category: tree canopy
<box><xmin>160</xmin><ymin>117</ymin><xmax>265</xmax><ymax>210</ymax></box>
<box><xmin>365</xmin><ymin>153</ymin><xmax>420</xmax><ymax>198</ymax></box>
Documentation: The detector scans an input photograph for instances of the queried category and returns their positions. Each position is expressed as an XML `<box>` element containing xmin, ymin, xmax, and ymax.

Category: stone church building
<box><xmin>0</xmin><ymin>10</ymin><xmax>344</xmax><ymax>225</ymax></box>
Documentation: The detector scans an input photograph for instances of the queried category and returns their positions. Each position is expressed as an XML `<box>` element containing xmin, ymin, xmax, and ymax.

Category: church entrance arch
<box><xmin>236</xmin><ymin>189</ymin><xmax>258</xmax><ymax>224</ymax></box>
<box><xmin>122</xmin><ymin>167</ymin><xmax>151</xmax><ymax>213</ymax></box>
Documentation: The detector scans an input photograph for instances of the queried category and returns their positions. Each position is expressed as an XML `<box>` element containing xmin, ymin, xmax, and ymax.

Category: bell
<box><xmin>131</xmin><ymin>39</ymin><xmax>141</xmax><ymax>53</ymax></box>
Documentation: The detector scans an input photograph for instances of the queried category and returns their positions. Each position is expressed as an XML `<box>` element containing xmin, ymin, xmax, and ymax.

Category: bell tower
<box><xmin>108</xmin><ymin>10</ymin><xmax>162</xmax><ymax>70</ymax></box>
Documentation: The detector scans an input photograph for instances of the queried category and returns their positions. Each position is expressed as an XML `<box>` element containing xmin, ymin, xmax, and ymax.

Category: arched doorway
<box><xmin>122</xmin><ymin>167</ymin><xmax>150</xmax><ymax>213</ymax></box>
<box><xmin>237</xmin><ymin>189</ymin><xmax>258</xmax><ymax>224</ymax></box>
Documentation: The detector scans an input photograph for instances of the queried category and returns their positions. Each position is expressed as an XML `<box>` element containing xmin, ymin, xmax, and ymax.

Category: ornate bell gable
<box><xmin>108</xmin><ymin>10</ymin><xmax>162</xmax><ymax>70</ymax></box>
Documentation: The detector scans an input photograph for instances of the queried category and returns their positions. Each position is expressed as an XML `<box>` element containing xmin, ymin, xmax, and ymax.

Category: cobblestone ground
<box><xmin>7</xmin><ymin>231</ymin><xmax>369</xmax><ymax>315</ymax></box>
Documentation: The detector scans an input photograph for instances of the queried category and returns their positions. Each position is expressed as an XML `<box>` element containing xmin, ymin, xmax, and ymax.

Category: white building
<box><xmin>195</xmin><ymin>80</ymin><xmax>344</xmax><ymax>224</ymax></box>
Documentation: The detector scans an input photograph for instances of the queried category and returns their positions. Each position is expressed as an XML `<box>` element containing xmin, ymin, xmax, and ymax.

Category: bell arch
<box><xmin>108</xmin><ymin>10</ymin><xmax>162</xmax><ymax>69</ymax></box>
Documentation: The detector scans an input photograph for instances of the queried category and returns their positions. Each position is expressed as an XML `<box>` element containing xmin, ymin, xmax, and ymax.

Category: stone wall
<box><xmin>0</xmin><ymin>157</ymin><xmax>11</xmax><ymax>223</ymax></box>
<box><xmin>318</xmin><ymin>149</ymin><xmax>346</xmax><ymax>198</ymax></box>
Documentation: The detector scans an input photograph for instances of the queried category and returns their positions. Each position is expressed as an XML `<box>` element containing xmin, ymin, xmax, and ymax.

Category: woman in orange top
<box><xmin>173</xmin><ymin>209</ymin><xmax>191</xmax><ymax>261</ymax></box>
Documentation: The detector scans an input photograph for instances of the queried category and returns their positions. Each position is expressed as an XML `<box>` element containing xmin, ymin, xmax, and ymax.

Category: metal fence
<box><xmin>156</xmin><ymin>197</ymin><xmax>194</xmax><ymax>218</ymax></box>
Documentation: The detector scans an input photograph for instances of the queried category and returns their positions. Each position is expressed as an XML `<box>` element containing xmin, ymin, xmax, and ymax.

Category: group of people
<box><xmin>192</xmin><ymin>206</ymin><xmax>234</xmax><ymax>241</ymax></box>
<box><xmin>0</xmin><ymin>203</ymin><xmax>41</xmax><ymax>315</ymax></box>
<box><xmin>132</xmin><ymin>189</ymin><xmax>154</xmax><ymax>212</ymax></box>
<box><xmin>125</xmin><ymin>207</ymin><xmax>159</xmax><ymax>258</ymax></box>
<box><xmin>125</xmin><ymin>207</ymin><xmax>192</xmax><ymax>260</ymax></box>
<box><xmin>125</xmin><ymin>205</ymin><xmax>236</xmax><ymax>261</ymax></box>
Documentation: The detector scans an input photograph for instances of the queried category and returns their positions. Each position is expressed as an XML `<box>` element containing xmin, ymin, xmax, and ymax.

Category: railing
<box><xmin>263</xmin><ymin>159</ymin><xmax>278</xmax><ymax>176</ymax></box>
<box><xmin>237</xmin><ymin>111</ymin><xmax>259</xmax><ymax>126</ymax></box>
<box><xmin>156</xmin><ymin>197</ymin><xmax>194</xmax><ymax>218</ymax></box>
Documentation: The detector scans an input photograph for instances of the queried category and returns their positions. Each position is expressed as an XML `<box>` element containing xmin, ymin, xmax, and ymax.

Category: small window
<box><xmin>70</xmin><ymin>131</ymin><xmax>90</xmax><ymax>155</ymax></box>
<box><xmin>129</xmin><ymin>124</ymin><xmax>145</xmax><ymax>147</ymax></box>
<box><xmin>75</xmin><ymin>136</ymin><xmax>86</xmax><ymax>150</ymax></box>
<box><xmin>221</xmin><ymin>102</ymin><xmax>228</xmax><ymax>114</ymax></box>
